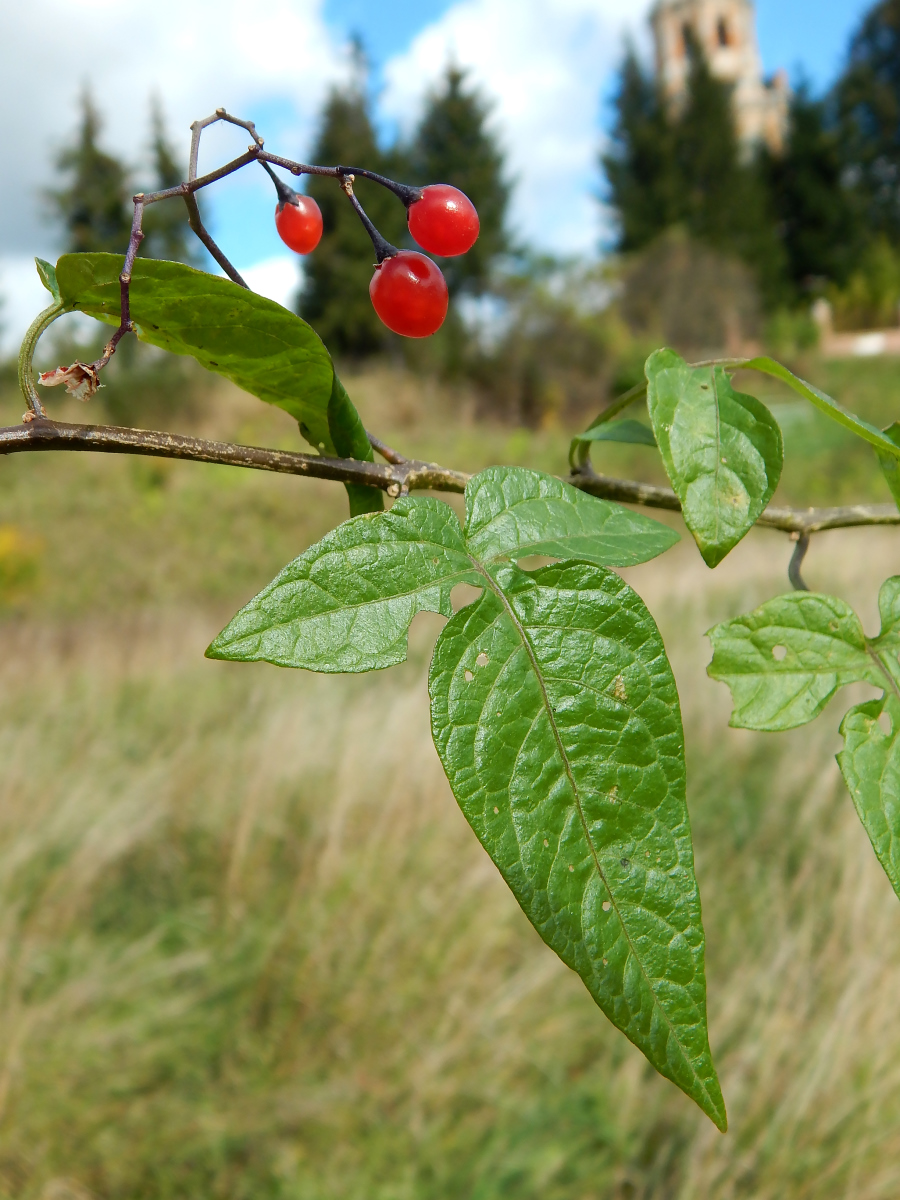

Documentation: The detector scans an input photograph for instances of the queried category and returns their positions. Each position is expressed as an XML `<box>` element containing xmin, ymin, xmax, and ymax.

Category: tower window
<box><xmin>717</xmin><ymin>18</ymin><xmax>730</xmax><ymax>46</ymax></box>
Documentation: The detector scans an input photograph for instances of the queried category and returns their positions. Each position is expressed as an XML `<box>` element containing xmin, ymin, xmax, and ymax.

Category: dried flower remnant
<box><xmin>39</xmin><ymin>362</ymin><xmax>101</xmax><ymax>402</ymax></box>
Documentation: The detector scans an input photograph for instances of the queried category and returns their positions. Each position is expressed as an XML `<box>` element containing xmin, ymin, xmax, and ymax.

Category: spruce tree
<box><xmin>763</xmin><ymin>85</ymin><xmax>863</xmax><ymax>295</ymax></box>
<box><xmin>299</xmin><ymin>65</ymin><xmax>408</xmax><ymax>357</ymax></box>
<box><xmin>410</xmin><ymin>66</ymin><xmax>509</xmax><ymax>292</ymax></box>
<box><xmin>50</xmin><ymin>91</ymin><xmax>131</xmax><ymax>255</ymax></box>
<box><xmin>603</xmin><ymin>48</ymin><xmax>680</xmax><ymax>250</ymax></box>
<box><xmin>141</xmin><ymin>99</ymin><xmax>196</xmax><ymax>264</ymax></box>
<box><xmin>603</xmin><ymin>38</ymin><xmax>785</xmax><ymax>306</ymax></box>
<box><xmin>836</xmin><ymin>0</ymin><xmax>900</xmax><ymax>244</ymax></box>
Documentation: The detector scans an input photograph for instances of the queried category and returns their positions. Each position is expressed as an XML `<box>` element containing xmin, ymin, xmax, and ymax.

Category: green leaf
<box><xmin>35</xmin><ymin>258</ymin><xmax>60</xmax><ymax>303</ymax></box>
<box><xmin>839</xmin><ymin>694</ymin><xmax>900</xmax><ymax>901</ymax></box>
<box><xmin>55</xmin><ymin>253</ymin><xmax>337</xmax><ymax>455</ymax></box>
<box><xmin>211</xmin><ymin>466</ymin><xmax>720</xmax><ymax>1120</ymax></box>
<box><xmin>572</xmin><ymin>419</ymin><xmax>657</xmax><ymax>447</ymax></box>
<box><xmin>429</xmin><ymin>560</ymin><xmax>726</xmax><ymax>1130</ymax></box>
<box><xmin>465</xmin><ymin>467</ymin><xmax>679</xmax><ymax>568</ymax></box>
<box><xmin>707</xmin><ymin>593</ymin><xmax>880</xmax><ymax>731</ymax></box>
<box><xmin>207</xmin><ymin>496</ymin><xmax>478</xmax><ymax>671</ymax></box>
<box><xmin>646</xmin><ymin>350</ymin><xmax>783</xmax><ymax>568</ymax></box>
<box><xmin>741</xmin><ymin>356</ymin><xmax>900</xmax><ymax>462</ymax></box>
<box><xmin>877</xmin><ymin>423</ymin><xmax>900</xmax><ymax>512</ymax></box>
<box><xmin>327</xmin><ymin>374</ymin><xmax>382</xmax><ymax>516</ymax></box>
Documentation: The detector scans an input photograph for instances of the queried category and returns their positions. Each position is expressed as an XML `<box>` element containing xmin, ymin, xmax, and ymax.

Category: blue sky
<box><xmin>0</xmin><ymin>0</ymin><xmax>880</xmax><ymax>348</ymax></box>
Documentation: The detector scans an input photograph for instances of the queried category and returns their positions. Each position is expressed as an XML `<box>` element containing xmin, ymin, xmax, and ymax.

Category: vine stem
<box><xmin>0</xmin><ymin>418</ymin><xmax>896</xmax><ymax>537</ymax></box>
<box><xmin>17</xmin><ymin>302</ymin><xmax>64</xmax><ymax>418</ymax></box>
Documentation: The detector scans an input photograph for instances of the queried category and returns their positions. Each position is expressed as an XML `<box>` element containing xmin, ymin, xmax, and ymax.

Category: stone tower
<box><xmin>651</xmin><ymin>0</ymin><xmax>789</xmax><ymax>153</ymax></box>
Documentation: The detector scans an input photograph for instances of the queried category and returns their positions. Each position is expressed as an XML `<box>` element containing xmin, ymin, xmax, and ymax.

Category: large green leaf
<box><xmin>465</xmin><ymin>467</ymin><xmax>679</xmax><ymax>568</ymax></box>
<box><xmin>429</xmin><ymin>561</ymin><xmax>726</xmax><ymax>1130</ymax></box>
<box><xmin>707</xmin><ymin>593</ymin><xmax>879</xmax><ymax>731</ymax></box>
<box><xmin>54</xmin><ymin>253</ymin><xmax>381</xmax><ymax>514</ymax></box>
<box><xmin>207</xmin><ymin>496</ymin><xmax>477</xmax><ymax>671</ymax></box>
<box><xmin>209</xmin><ymin>467</ymin><xmax>720</xmax><ymax>1124</ymax></box>
<box><xmin>56</xmin><ymin>254</ymin><xmax>334</xmax><ymax>449</ymax></box>
<box><xmin>646</xmin><ymin>350</ymin><xmax>783</xmax><ymax>568</ymax></box>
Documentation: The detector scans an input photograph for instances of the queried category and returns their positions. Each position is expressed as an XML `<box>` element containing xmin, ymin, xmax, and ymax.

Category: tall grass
<box><xmin>0</xmin><ymin>364</ymin><xmax>899</xmax><ymax>1195</ymax></box>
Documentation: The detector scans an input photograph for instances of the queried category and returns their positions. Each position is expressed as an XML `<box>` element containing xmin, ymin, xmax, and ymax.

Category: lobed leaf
<box><xmin>646</xmin><ymin>350</ymin><xmax>783</xmax><ymax>568</ymax></box>
<box><xmin>207</xmin><ymin>497</ymin><xmax>477</xmax><ymax>671</ymax></box>
<box><xmin>465</xmin><ymin>466</ymin><xmax>679</xmax><ymax>568</ymax></box>
<box><xmin>707</xmin><ymin>593</ymin><xmax>880</xmax><ymax>731</ymax></box>
<box><xmin>211</xmin><ymin>466</ymin><xmax>718</xmax><ymax>1120</ymax></box>
<box><xmin>429</xmin><ymin>560</ymin><xmax>726</xmax><ymax>1130</ymax></box>
<box><xmin>839</xmin><ymin>694</ymin><xmax>900</xmax><ymax>901</ymax></box>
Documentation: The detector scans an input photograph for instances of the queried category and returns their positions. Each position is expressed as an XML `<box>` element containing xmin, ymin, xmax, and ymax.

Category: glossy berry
<box><xmin>369</xmin><ymin>252</ymin><xmax>449</xmax><ymax>338</ymax></box>
<box><xmin>408</xmin><ymin>185</ymin><xmax>479</xmax><ymax>257</ymax></box>
<box><xmin>274</xmin><ymin>195</ymin><xmax>323</xmax><ymax>255</ymax></box>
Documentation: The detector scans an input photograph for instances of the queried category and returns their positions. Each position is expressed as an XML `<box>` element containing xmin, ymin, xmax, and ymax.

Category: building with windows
<box><xmin>651</xmin><ymin>0</ymin><xmax>789</xmax><ymax>153</ymax></box>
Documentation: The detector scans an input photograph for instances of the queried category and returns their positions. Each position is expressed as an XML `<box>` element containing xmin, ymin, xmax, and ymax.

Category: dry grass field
<box><xmin>0</xmin><ymin>356</ymin><xmax>898</xmax><ymax>1196</ymax></box>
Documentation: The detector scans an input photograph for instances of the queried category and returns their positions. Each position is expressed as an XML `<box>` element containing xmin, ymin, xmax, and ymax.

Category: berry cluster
<box><xmin>267</xmin><ymin>163</ymin><xmax>479</xmax><ymax>339</ymax></box>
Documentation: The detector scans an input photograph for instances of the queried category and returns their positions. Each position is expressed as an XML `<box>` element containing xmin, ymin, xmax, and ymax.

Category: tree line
<box><xmin>45</xmin><ymin>0</ymin><xmax>900</xmax><ymax>405</ymax></box>
<box><xmin>604</xmin><ymin>0</ymin><xmax>900</xmax><ymax>328</ymax></box>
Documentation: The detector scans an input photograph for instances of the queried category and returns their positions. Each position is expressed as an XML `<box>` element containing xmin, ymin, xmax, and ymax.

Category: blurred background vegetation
<box><xmin>3</xmin><ymin>0</ymin><xmax>900</xmax><ymax>1196</ymax></box>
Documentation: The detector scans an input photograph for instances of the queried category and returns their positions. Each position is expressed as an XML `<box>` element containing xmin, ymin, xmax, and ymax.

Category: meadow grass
<box><xmin>0</xmin><ymin>359</ymin><xmax>898</xmax><ymax>1196</ymax></box>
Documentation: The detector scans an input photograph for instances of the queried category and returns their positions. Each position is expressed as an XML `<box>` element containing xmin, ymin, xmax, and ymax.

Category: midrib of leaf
<box><xmin>255</xmin><ymin>562</ymin><xmax>472</xmax><ymax>634</ymax></box>
<box><xmin>712</xmin><ymin>370</ymin><xmax>723</xmax><ymax>545</ymax></box>
<box><xmin>469</xmin><ymin>555</ymin><xmax>718</xmax><ymax>1112</ymax></box>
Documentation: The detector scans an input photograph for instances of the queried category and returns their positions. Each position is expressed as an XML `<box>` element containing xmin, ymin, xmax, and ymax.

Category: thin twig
<box><xmin>367</xmin><ymin>431</ymin><xmax>408</xmax><ymax>465</ymax></box>
<box><xmin>1</xmin><ymin>419</ymin><xmax>897</xmax><ymax>537</ymax></box>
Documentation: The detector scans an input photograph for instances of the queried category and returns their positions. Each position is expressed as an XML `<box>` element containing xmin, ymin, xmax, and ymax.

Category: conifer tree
<box><xmin>141</xmin><ymin>99</ymin><xmax>196</xmax><ymax>264</ymax></box>
<box><xmin>763</xmin><ymin>85</ymin><xmax>863</xmax><ymax>295</ymax></box>
<box><xmin>836</xmin><ymin>0</ymin><xmax>900</xmax><ymax>245</ymax></box>
<box><xmin>50</xmin><ymin>91</ymin><xmax>131</xmax><ymax>255</ymax></box>
<box><xmin>603</xmin><ymin>48</ymin><xmax>680</xmax><ymax>250</ymax></box>
<box><xmin>603</xmin><ymin>39</ymin><xmax>785</xmax><ymax>306</ymax></box>
<box><xmin>299</xmin><ymin>53</ymin><xmax>407</xmax><ymax>357</ymax></box>
<box><xmin>410</xmin><ymin>66</ymin><xmax>509</xmax><ymax>292</ymax></box>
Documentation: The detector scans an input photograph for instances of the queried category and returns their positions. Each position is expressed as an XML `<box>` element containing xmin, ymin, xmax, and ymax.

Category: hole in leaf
<box><xmin>464</xmin><ymin>670</ymin><xmax>474</xmax><ymax>683</ymax></box>
<box><xmin>878</xmin><ymin>710</ymin><xmax>893</xmax><ymax>737</ymax></box>
<box><xmin>543</xmin><ymin>838</ymin><xmax>549</xmax><ymax>847</ymax></box>
<box><xmin>621</xmin><ymin>858</ymin><xmax>630</xmax><ymax>868</ymax></box>
<box><xmin>609</xmin><ymin>786</ymin><xmax>619</xmax><ymax>803</ymax></box>
<box><xmin>772</xmin><ymin>645</ymin><xmax>788</xmax><ymax>661</ymax></box>
<box><xmin>602</xmin><ymin>958</ymin><xmax>608</xmax><ymax>966</ymax></box>
<box><xmin>568</xmin><ymin>865</ymin><xmax>575</xmax><ymax>872</ymax></box>
<box><xmin>602</xmin><ymin>901</ymin><xmax>611</xmax><ymax>912</ymax></box>
<box><xmin>476</xmin><ymin>652</ymin><xmax>489</xmax><ymax>668</ymax></box>
<box><xmin>451</xmin><ymin>582</ymin><xmax>482</xmax><ymax>613</ymax></box>
<box><xmin>493</xmin><ymin>806</ymin><xmax>499</xmax><ymax>814</ymax></box>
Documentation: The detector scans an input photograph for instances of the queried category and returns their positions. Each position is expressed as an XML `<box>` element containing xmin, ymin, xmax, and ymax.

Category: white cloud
<box><xmin>0</xmin><ymin>0</ymin><xmax>347</xmax><ymax>258</ymax></box>
<box><xmin>380</xmin><ymin>0</ymin><xmax>653</xmax><ymax>255</ymax></box>
<box><xmin>240</xmin><ymin>255</ymin><xmax>301</xmax><ymax>309</ymax></box>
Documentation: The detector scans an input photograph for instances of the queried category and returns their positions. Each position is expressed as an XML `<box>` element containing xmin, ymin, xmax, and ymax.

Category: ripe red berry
<box><xmin>369</xmin><ymin>252</ymin><xmax>449</xmax><ymax>338</ymax></box>
<box><xmin>274</xmin><ymin>195</ymin><xmax>323</xmax><ymax>255</ymax></box>
<box><xmin>408</xmin><ymin>185</ymin><xmax>479</xmax><ymax>257</ymax></box>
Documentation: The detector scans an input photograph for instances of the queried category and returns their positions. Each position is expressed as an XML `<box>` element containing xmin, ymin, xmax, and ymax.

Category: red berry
<box><xmin>274</xmin><ymin>195</ymin><xmax>323</xmax><ymax>255</ymax></box>
<box><xmin>369</xmin><ymin>252</ymin><xmax>449</xmax><ymax>338</ymax></box>
<box><xmin>408</xmin><ymin>185</ymin><xmax>479</xmax><ymax>257</ymax></box>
